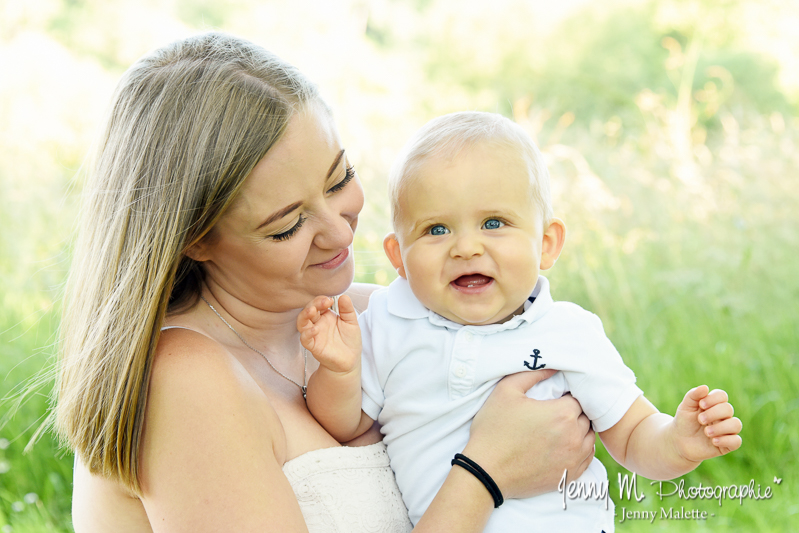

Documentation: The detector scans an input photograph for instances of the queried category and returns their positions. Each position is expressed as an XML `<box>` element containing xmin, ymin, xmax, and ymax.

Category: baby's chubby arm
<box><xmin>599</xmin><ymin>386</ymin><xmax>742</xmax><ymax>480</ymax></box>
<box><xmin>297</xmin><ymin>295</ymin><xmax>375</xmax><ymax>442</ymax></box>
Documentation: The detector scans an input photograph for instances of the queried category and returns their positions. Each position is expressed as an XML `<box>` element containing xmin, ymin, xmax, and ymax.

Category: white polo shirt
<box><xmin>360</xmin><ymin>276</ymin><xmax>642</xmax><ymax>532</ymax></box>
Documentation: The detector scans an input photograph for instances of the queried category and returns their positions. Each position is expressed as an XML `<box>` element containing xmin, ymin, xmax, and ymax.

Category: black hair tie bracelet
<box><xmin>451</xmin><ymin>453</ymin><xmax>504</xmax><ymax>508</ymax></box>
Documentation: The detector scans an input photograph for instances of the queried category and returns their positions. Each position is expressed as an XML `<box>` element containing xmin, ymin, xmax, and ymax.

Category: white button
<box><xmin>455</xmin><ymin>365</ymin><xmax>467</xmax><ymax>377</ymax></box>
<box><xmin>463</xmin><ymin>331</ymin><xmax>474</xmax><ymax>342</ymax></box>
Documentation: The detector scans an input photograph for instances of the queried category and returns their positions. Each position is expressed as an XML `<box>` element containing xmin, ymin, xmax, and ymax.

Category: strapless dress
<box><xmin>282</xmin><ymin>441</ymin><xmax>412</xmax><ymax>533</ymax></box>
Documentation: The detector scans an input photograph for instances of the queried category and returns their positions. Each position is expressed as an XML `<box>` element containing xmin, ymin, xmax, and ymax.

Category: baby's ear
<box><xmin>540</xmin><ymin>218</ymin><xmax>566</xmax><ymax>270</ymax></box>
<box><xmin>383</xmin><ymin>233</ymin><xmax>407</xmax><ymax>279</ymax></box>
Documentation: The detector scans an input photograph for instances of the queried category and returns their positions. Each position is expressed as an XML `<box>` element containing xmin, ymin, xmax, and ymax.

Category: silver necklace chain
<box><xmin>200</xmin><ymin>295</ymin><xmax>307</xmax><ymax>399</ymax></box>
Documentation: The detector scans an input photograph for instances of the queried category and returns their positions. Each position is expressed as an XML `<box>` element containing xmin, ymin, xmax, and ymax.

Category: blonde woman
<box><xmin>57</xmin><ymin>33</ymin><xmax>596</xmax><ymax>532</ymax></box>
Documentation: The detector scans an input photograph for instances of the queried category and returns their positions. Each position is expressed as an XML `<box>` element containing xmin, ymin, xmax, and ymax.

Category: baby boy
<box><xmin>298</xmin><ymin>111</ymin><xmax>742</xmax><ymax>532</ymax></box>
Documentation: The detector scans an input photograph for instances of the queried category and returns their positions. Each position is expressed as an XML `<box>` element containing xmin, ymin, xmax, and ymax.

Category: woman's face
<box><xmin>197</xmin><ymin>103</ymin><xmax>364</xmax><ymax>312</ymax></box>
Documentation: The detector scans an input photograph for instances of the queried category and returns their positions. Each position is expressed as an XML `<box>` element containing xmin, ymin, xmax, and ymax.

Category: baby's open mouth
<box><xmin>452</xmin><ymin>274</ymin><xmax>493</xmax><ymax>288</ymax></box>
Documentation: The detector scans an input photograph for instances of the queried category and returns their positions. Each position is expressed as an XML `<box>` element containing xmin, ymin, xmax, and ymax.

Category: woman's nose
<box><xmin>314</xmin><ymin>181</ymin><xmax>364</xmax><ymax>250</ymax></box>
<box><xmin>314</xmin><ymin>212</ymin><xmax>354</xmax><ymax>250</ymax></box>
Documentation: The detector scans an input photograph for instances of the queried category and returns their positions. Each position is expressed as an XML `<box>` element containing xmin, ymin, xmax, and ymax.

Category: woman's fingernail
<box><xmin>699</xmin><ymin>414</ymin><xmax>707</xmax><ymax>424</ymax></box>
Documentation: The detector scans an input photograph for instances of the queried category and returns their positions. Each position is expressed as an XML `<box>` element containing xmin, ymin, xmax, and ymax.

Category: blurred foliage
<box><xmin>1</xmin><ymin>0</ymin><xmax>797</xmax><ymax>531</ymax></box>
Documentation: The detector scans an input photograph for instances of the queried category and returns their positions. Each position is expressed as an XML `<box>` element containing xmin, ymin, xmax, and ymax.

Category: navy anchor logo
<box><xmin>523</xmin><ymin>349</ymin><xmax>546</xmax><ymax>370</ymax></box>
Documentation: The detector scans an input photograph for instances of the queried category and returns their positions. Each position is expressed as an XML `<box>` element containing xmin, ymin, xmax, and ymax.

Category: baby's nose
<box><xmin>450</xmin><ymin>232</ymin><xmax>484</xmax><ymax>259</ymax></box>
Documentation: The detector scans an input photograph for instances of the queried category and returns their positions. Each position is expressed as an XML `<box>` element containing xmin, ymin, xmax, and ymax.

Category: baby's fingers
<box><xmin>705</xmin><ymin>416</ymin><xmax>743</xmax><ymax>438</ymax></box>
<box><xmin>337</xmin><ymin>295</ymin><xmax>358</xmax><ymax>324</ymax></box>
<box><xmin>681</xmin><ymin>385</ymin><xmax>710</xmax><ymax>410</ymax></box>
<box><xmin>297</xmin><ymin>304</ymin><xmax>322</xmax><ymax>329</ymax></box>
<box><xmin>297</xmin><ymin>296</ymin><xmax>333</xmax><ymax>327</ymax></box>
<box><xmin>699</xmin><ymin>389</ymin><xmax>729</xmax><ymax>410</ymax></box>
<box><xmin>310</xmin><ymin>294</ymin><xmax>335</xmax><ymax>313</ymax></box>
<box><xmin>711</xmin><ymin>433</ymin><xmax>742</xmax><ymax>455</ymax></box>
<box><xmin>698</xmin><ymin>402</ymin><xmax>734</xmax><ymax>425</ymax></box>
<box><xmin>299</xmin><ymin>326</ymin><xmax>316</xmax><ymax>349</ymax></box>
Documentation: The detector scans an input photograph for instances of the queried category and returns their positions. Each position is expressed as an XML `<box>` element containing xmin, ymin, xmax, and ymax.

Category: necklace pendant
<box><xmin>301</xmin><ymin>385</ymin><xmax>307</xmax><ymax>400</ymax></box>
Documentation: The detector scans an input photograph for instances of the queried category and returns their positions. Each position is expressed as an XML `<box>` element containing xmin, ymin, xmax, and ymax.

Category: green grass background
<box><xmin>2</xmin><ymin>0</ymin><xmax>797</xmax><ymax>531</ymax></box>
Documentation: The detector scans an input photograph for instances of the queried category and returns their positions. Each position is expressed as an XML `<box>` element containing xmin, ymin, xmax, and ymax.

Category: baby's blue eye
<box><xmin>429</xmin><ymin>225</ymin><xmax>449</xmax><ymax>236</ymax></box>
<box><xmin>483</xmin><ymin>219</ymin><xmax>504</xmax><ymax>230</ymax></box>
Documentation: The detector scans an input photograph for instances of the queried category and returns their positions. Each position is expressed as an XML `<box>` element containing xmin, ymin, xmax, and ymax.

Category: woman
<box><xmin>58</xmin><ymin>33</ymin><xmax>595</xmax><ymax>532</ymax></box>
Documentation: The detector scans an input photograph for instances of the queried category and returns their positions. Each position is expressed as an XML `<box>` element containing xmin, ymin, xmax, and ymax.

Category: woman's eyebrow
<box><xmin>256</xmin><ymin>201</ymin><xmax>302</xmax><ymax>231</ymax></box>
<box><xmin>326</xmin><ymin>149</ymin><xmax>345</xmax><ymax>179</ymax></box>
<box><xmin>254</xmin><ymin>150</ymin><xmax>345</xmax><ymax>231</ymax></box>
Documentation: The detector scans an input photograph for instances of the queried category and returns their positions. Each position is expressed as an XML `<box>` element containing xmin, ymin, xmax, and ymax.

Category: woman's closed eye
<box><xmin>327</xmin><ymin>165</ymin><xmax>355</xmax><ymax>194</ymax></box>
<box><xmin>270</xmin><ymin>215</ymin><xmax>306</xmax><ymax>242</ymax></box>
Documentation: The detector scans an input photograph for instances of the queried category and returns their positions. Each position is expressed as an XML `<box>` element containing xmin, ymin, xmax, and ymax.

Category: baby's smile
<box><xmin>450</xmin><ymin>274</ymin><xmax>494</xmax><ymax>291</ymax></box>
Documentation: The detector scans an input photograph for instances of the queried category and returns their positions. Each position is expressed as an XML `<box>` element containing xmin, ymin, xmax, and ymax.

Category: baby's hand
<box><xmin>672</xmin><ymin>385</ymin><xmax>742</xmax><ymax>463</ymax></box>
<box><xmin>297</xmin><ymin>295</ymin><xmax>362</xmax><ymax>374</ymax></box>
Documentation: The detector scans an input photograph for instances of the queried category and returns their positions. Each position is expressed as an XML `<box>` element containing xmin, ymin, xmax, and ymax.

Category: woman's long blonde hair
<box><xmin>55</xmin><ymin>33</ymin><xmax>318</xmax><ymax>494</ymax></box>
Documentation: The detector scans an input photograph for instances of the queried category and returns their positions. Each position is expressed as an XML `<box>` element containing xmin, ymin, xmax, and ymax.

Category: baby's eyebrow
<box><xmin>408</xmin><ymin>218</ymin><xmax>437</xmax><ymax>234</ymax></box>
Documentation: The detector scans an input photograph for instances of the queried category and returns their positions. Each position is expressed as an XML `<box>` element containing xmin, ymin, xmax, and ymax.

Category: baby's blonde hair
<box><xmin>56</xmin><ymin>33</ymin><xmax>318</xmax><ymax>495</ymax></box>
<box><xmin>388</xmin><ymin>111</ymin><xmax>552</xmax><ymax>230</ymax></box>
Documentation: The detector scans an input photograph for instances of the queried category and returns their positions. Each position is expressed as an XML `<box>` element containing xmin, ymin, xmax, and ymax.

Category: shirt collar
<box><xmin>386</xmin><ymin>276</ymin><xmax>554</xmax><ymax>332</ymax></box>
<box><xmin>386</xmin><ymin>277</ymin><xmax>430</xmax><ymax>319</ymax></box>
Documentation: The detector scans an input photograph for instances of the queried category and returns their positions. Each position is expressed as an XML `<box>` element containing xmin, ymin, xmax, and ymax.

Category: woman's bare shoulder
<box><xmin>152</xmin><ymin>326</ymin><xmax>246</xmax><ymax>382</ymax></box>
<box><xmin>150</xmin><ymin>328</ymin><xmax>271</xmax><ymax>413</ymax></box>
<box><xmin>147</xmin><ymin>327</ymin><xmax>284</xmax><ymax>455</ymax></box>
<box><xmin>139</xmin><ymin>329</ymin><xmax>307</xmax><ymax>531</ymax></box>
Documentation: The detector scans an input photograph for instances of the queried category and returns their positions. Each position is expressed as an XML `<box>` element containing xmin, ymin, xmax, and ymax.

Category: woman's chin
<box><xmin>311</xmin><ymin>258</ymin><xmax>355</xmax><ymax>297</ymax></box>
<box><xmin>331</xmin><ymin>264</ymin><xmax>356</xmax><ymax>296</ymax></box>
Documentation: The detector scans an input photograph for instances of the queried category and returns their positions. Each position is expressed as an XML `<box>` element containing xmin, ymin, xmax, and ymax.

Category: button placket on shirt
<box><xmin>449</xmin><ymin>327</ymin><xmax>480</xmax><ymax>398</ymax></box>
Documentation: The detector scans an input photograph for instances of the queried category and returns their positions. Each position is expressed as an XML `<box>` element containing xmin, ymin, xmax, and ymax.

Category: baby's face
<box><xmin>388</xmin><ymin>142</ymin><xmax>553</xmax><ymax>325</ymax></box>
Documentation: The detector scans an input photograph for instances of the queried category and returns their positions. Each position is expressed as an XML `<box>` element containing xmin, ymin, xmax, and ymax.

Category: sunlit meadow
<box><xmin>1</xmin><ymin>0</ymin><xmax>797</xmax><ymax>531</ymax></box>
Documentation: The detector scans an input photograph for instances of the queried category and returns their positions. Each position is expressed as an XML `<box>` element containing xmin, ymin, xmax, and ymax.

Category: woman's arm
<box><xmin>414</xmin><ymin>370</ymin><xmax>596</xmax><ymax>532</ymax></box>
<box><xmin>140</xmin><ymin>330</ymin><xmax>310</xmax><ymax>533</ymax></box>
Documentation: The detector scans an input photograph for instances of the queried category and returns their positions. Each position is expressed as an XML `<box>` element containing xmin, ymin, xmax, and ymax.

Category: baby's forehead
<box><xmin>401</xmin><ymin>141</ymin><xmax>535</xmax><ymax>192</ymax></box>
<box><xmin>397</xmin><ymin>150</ymin><xmax>539</xmax><ymax>225</ymax></box>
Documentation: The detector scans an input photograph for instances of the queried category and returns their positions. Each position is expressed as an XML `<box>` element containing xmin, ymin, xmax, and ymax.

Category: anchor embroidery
<box><xmin>523</xmin><ymin>349</ymin><xmax>546</xmax><ymax>370</ymax></box>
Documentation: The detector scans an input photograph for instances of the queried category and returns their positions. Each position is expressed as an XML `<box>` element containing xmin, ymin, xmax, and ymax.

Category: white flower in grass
<box><xmin>0</xmin><ymin>438</ymin><xmax>9</xmax><ymax>450</ymax></box>
<box><xmin>1</xmin><ymin>525</ymin><xmax>13</xmax><ymax>533</ymax></box>
<box><xmin>11</xmin><ymin>501</ymin><xmax>24</xmax><ymax>512</ymax></box>
<box><xmin>0</xmin><ymin>460</ymin><xmax>10</xmax><ymax>474</ymax></box>
<box><xmin>24</xmin><ymin>492</ymin><xmax>39</xmax><ymax>504</ymax></box>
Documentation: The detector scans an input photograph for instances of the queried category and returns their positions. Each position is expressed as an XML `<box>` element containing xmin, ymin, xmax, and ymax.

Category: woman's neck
<box><xmin>198</xmin><ymin>281</ymin><xmax>305</xmax><ymax>358</ymax></box>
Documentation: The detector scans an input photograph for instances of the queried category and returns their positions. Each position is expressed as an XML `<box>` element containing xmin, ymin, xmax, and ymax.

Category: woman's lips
<box><xmin>312</xmin><ymin>248</ymin><xmax>350</xmax><ymax>270</ymax></box>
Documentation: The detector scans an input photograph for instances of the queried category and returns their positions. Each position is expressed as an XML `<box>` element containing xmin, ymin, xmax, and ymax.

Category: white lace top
<box><xmin>283</xmin><ymin>442</ymin><xmax>412</xmax><ymax>533</ymax></box>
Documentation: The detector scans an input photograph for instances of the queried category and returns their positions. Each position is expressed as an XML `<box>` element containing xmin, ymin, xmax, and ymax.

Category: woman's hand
<box><xmin>463</xmin><ymin>370</ymin><xmax>595</xmax><ymax>499</ymax></box>
<box><xmin>414</xmin><ymin>370</ymin><xmax>594</xmax><ymax>533</ymax></box>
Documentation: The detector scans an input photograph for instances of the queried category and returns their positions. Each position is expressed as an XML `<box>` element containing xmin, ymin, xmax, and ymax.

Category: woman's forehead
<box><xmin>272</xmin><ymin>104</ymin><xmax>340</xmax><ymax>163</ymax></box>
<box><xmin>226</xmin><ymin>106</ymin><xmax>344</xmax><ymax>223</ymax></box>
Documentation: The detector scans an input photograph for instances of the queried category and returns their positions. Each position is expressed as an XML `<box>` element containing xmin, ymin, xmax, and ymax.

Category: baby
<box><xmin>298</xmin><ymin>111</ymin><xmax>742</xmax><ymax>532</ymax></box>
